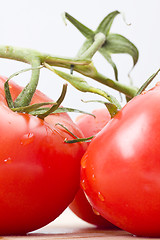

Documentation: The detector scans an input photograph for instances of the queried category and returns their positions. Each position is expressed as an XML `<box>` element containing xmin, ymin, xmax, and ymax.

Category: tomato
<box><xmin>0</xmin><ymin>75</ymin><xmax>87</xmax><ymax>235</ymax></box>
<box><xmin>70</xmin><ymin>108</ymin><xmax>118</xmax><ymax>228</ymax></box>
<box><xmin>81</xmin><ymin>83</ymin><xmax>160</xmax><ymax>237</ymax></box>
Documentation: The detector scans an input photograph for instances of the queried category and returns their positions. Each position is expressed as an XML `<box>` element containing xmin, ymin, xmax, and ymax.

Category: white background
<box><xmin>0</xmin><ymin>0</ymin><xmax>160</xmax><ymax>230</ymax></box>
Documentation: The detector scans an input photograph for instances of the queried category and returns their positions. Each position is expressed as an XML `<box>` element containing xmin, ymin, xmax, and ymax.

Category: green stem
<box><xmin>0</xmin><ymin>45</ymin><xmax>40</xmax><ymax>63</ymax></box>
<box><xmin>43</xmin><ymin>59</ymin><xmax>137</xmax><ymax>97</ymax></box>
<box><xmin>86</xmin><ymin>69</ymin><xmax>138</xmax><ymax>98</ymax></box>
<box><xmin>79</xmin><ymin>33</ymin><xmax>106</xmax><ymax>60</ymax></box>
<box><xmin>0</xmin><ymin>45</ymin><xmax>137</xmax><ymax>99</ymax></box>
<box><xmin>0</xmin><ymin>46</ymin><xmax>42</xmax><ymax>107</ymax></box>
<box><xmin>14</xmin><ymin>58</ymin><xmax>41</xmax><ymax>107</ymax></box>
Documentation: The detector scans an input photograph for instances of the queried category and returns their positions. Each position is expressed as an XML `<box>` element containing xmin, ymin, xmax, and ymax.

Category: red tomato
<box><xmin>81</xmin><ymin>83</ymin><xmax>160</xmax><ymax>237</ymax></box>
<box><xmin>70</xmin><ymin>109</ymin><xmax>118</xmax><ymax>228</ymax></box>
<box><xmin>0</xmin><ymin>75</ymin><xmax>87</xmax><ymax>235</ymax></box>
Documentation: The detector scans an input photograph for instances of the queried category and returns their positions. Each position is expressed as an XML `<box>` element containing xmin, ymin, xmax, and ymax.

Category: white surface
<box><xmin>32</xmin><ymin>208</ymin><xmax>93</xmax><ymax>234</ymax></box>
<box><xmin>0</xmin><ymin>0</ymin><xmax>160</xmax><ymax>118</ymax></box>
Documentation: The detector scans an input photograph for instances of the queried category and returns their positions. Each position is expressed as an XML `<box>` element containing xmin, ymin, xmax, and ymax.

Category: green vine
<box><xmin>1</xmin><ymin>10</ymin><xmax>140</xmax><ymax>118</ymax></box>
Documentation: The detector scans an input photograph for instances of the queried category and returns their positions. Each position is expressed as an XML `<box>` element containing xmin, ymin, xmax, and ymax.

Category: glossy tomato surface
<box><xmin>0</xmin><ymin>76</ymin><xmax>87</xmax><ymax>235</ymax></box>
<box><xmin>81</xmin><ymin>84</ymin><xmax>160</xmax><ymax>237</ymax></box>
<box><xmin>75</xmin><ymin>108</ymin><xmax>111</xmax><ymax>143</ymax></box>
<box><xmin>70</xmin><ymin>108</ymin><xmax>118</xmax><ymax>228</ymax></box>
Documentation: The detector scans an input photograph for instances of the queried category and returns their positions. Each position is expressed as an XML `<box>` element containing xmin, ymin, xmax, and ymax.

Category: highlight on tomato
<box><xmin>70</xmin><ymin>108</ymin><xmax>118</xmax><ymax>228</ymax></box>
<box><xmin>81</xmin><ymin>82</ymin><xmax>160</xmax><ymax>237</ymax></box>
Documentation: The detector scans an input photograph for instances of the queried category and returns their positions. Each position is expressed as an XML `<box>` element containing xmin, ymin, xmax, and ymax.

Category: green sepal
<box><xmin>4</xmin><ymin>80</ymin><xmax>14</xmax><ymax>108</ymax></box>
<box><xmin>37</xmin><ymin>84</ymin><xmax>67</xmax><ymax>119</ymax></box>
<box><xmin>55</xmin><ymin>123</ymin><xmax>78</xmax><ymax>138</ymax></box>
<box><xmin>11</xmin><ymin>102</ymin><xmax>56</xmax><ymax>114</ymax></box>
<box><xmin>136</xmin><ymin>69</ymin><xmax>160</xmax><ymax>96</ymax></box>
<box><xmin>99</xmin><ymin>33</ymin><xmax>138</xmax><ymax>80</ymax></box>
<box><xmin>64</xmin><ymin>136</ymin><xmax>94</xmax><ymax>144</ymax></box>
<box><xmin>11</xmin><ymin>84</ymin><xmax>68</xmax><ymax>119</ymax></box>
<box><xmin>95</xmin><ymin>11</ymin><xmax>120</xmax><ymax>36</ymax></box>
<box><xmin>65</xmin><ymin>11</ymin><xmax>139</xmax><ymax>81</ymax></box>
<box><xmin>82</xmin><ymin>99</ymin><xmax>119</xmax><ymax>118</ymax></box>
<box><xmin>55</xmin><ymin>123</ymin><xmax>94</xmax><ymax>143</ymax></box>
<box><xmin>103</xmin><ymin>33</ymin><xmax>139</xmax><ymax>66</ymax></box>
<box><xmin>104</xmin><ymin>102</ymin><xmax>119</xmax><ymax>118</ymax></box>
<box><xmin>4</xmin><ymin>65</ymin><xmax>44</xmax><ymax>109</ymax></box>
<box><xmin>29</xmin><ymin>107</ymin><xmax>95</xmax><ymax>118</ymax></box>
<box><xmin>98</xmin><ymin>49</ymin><xmax>118</xmax><ymax>80</ymax></box>
<box><xmin>64</xmin><ymin>12</ymin><xmax>94</xmax><ymax>39</ymax></box>
<box><xmin>53</xmin><ymin>107</ymin><xmax>95</xmax><ymax>117</ymax></box>
<box><xmin>46</xmin><ymin>64</ymin><xmax>121</xmax><ymax>109</ymax></box>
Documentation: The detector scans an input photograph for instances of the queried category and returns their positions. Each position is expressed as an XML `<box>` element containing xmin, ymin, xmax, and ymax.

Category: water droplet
<box><xmin>141</xmin><ymin>90</ymin><xmax>147</xmax><ymax>95</ymax></box>
<box><xmin>92</xmin><ymin>207</ymin><xmax>100</xmax><ymax>216</ymax></box>
<box><xmin>4</xmin><ymin>157</ymin><xmax>12</xmax><ymax>164</ymax></box>
<box><xmin>156</xmin><ymin>81</ymin><xmax>160</xmax><ymax>86</ymax></box>
<box><xmin>21</xmin><ymin>133</ymin><xmax>35</xmax><ymax>146</ymax></box>
<box><xmin>80</xmin><ymin>179</ymin><xmax>86</xmax><ymax>190</ymax></box>
<box><xmin>98</xmin><ymin>192</ymin><xmax>105</xmax><ymax>201</ymax></box>
<box><xmin>81</xmin><ymin>154</ymin><xmax>88</xmax><ymax>169</ymax></box>
<box><xmin>92</xmin><ymin>173</ymin><xmax>96</xmax><ymax>181</ymax></box>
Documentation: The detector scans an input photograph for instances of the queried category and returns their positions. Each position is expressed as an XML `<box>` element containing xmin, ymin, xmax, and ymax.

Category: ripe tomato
<box><xmin>81</xmin><ymin>83</ymin><xmax>160</xmax><ymax>237</ymax></box>
<box><xmin>0</xmin><ymin>75</ymin><xmax>87</xmax><ymax>235</ymax></box>
<box><xmin>70</xmin><ymin>108</ymin><xmax>118</xmax><ymax>228</ymax></box>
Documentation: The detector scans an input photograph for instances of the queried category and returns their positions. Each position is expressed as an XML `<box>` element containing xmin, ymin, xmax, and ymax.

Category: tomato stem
<box><xmin>0</xmin><ymin>45</ymin><xmax>137</xmax><ymax>101</ymax></box>
<box><xmin>5</xmin><ymin>65</ymin><xmax>43</xmax><ymax>109</ymax></box>
<box><xmin>78</xmin><ymin>32</ymin><xmax>106</xmax><ymax>60</ymax></box>
<box><xmin>14</xmin><ymin>58</ymin><xmax>41</xmax><ymax>107</ymax></box>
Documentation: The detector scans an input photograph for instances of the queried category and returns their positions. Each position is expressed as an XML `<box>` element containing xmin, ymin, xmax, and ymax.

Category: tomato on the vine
<box><xmin>70</xmin><ymin>108</ymin><xmax>118</xmax><ymax>228</ymax></box>
<box><xmin>81</xmin><ymin>83</ymin><xmax>160</xmax><ymax>237</ymax></box>
<box><xmin>0</xmin><ymin>75</ymin><xmax>87</xmax><ymax>235</ymax></box>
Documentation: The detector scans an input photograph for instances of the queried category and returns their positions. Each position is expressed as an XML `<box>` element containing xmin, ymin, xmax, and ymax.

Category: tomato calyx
<box><xmin>12</xmin><ymin>85</ymin><xmax>67</xmax><ymax>119</ymax></box>
<box><xmin>4</xmin><ymin>66</ymin><xmax>96</xmax><ymax>119</ymax></box>
<box><xmin>81</xmin><ymin>99</ymin><xmax>119</xmax><ymax>118</ymax></box>
<box><xmin>3</xmin><ymin>62</ymin><xmax>68</xmax><ymax>119</ymax></box>
<box><xmin>64</xmin><ymin>11</ymin><xmax>139</xmax><ymax>81</ymax></box>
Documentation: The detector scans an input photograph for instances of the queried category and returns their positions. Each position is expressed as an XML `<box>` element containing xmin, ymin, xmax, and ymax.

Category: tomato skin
<box><xmin>70</xmin><ymin>109</ymin><xmax>118</xmax><ymax>228</ymax></box>
<box><xmin>69</xmin><ymin>186</ymin><xmax>118</xmax><ymax>228</ymax></box>
<box><xmin>75</xmin><ymin>108</ymin><xmax>111</xmax><ymax>142</ymax></box>
<box><xmin>81</xmin><ymin>85</ymin><xmax>160</xmax><ymax>237</ymax></box>
<box><xmin>0</xmin><ymin>76</ymin><xmax>87</xmax><ymax>235</ymax></box>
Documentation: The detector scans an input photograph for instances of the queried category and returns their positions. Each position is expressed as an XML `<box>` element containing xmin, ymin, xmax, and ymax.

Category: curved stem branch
<box><xmin>0</xmin><ymin>45</ymin><xmax>137</xmax><ymax>99</ymax></box>
<box><xmin>14</xmin><ymin>58</ymin><xmax>41</xmax><ymax>107</ymax></box>
<box><xmin>77</xmin><ymin>67</ymin><xmax>138</xmax><ymax>98</ymax></box>
<box><xmin>45</xmin><ymin>60</ymin><xmax>137</xmax><ymax>97</ymax></box>
<box><xmin>79</xmin><ymin>33</ymin><xmax>106</xmax><ymax>60</ymax></box>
